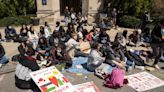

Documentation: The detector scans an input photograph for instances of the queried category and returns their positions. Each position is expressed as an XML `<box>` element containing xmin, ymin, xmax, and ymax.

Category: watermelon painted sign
<box><xmin>30</xmin><ymin>66</ymin><xmax>76</xmax><ymax>92</ymax></box>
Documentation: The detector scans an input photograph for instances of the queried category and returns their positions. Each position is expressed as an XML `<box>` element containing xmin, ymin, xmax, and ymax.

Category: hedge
<box><xmin>118</xmin><ymin>15</ymin><xmax>142</xmax><ymax>28</ymax></box>
<box><xmin>0</xmin><ymin>15</ymin><xmax>39</xmax><ymax>27</ymax></box>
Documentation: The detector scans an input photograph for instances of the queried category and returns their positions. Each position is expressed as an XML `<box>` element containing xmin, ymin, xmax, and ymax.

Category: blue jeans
<box><xmin>0</xmin><ymin>56</ymin><xmax>9</xmax><ymax>64</ymax></box>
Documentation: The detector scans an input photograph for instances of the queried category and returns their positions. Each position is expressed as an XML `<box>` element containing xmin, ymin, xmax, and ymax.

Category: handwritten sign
<box><xmin>127</xmin><ymin>72</ymin><xmax>164</xmax><ymax>92</ymax></box>
<box><xmin>30</xmin><ymin>66</ymin><xmax>76</xmax><ymax>92</ymax></box>
<box><xmin>74</xmin><ymin>81</ymin><xmax>101</xmax><ymax>92</ymax></box>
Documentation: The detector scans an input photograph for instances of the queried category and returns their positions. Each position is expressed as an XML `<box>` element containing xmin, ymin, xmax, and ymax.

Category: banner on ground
<box><xmin>127</xmin><ymin>72</ymin><xmax>164</xmax><ymax>92</ymax></box>
<box><xmin>74</xmin><ymin>81</ymin><xmax>101</xmax><ymax>92</ymax></box>
<box><xmin>30</xmin><ymin>66</ymin><xmax>76</xmax><ymax>92</ymax></box>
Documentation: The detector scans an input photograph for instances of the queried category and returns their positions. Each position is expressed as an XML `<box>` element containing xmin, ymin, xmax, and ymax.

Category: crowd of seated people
<box><xmin>5</xmin><ymin>16</ymin><xmax>162</xmax><ymax>91</ymax></box>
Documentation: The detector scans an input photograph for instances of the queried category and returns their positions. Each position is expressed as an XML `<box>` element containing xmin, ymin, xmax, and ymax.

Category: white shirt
<box><xmin>65</xmin><ymin>38</ymin><xmax>79</xmax><ymax>49</ymax></box>
<box><xmin>44</xmin><ymin>28</ymin><xmax>50</xmax><ymax>38</ymax></box>
<box><xmin>28</xmin><ymin>31</ymin><xmax>38</xmax><ymax>40</ymax></box>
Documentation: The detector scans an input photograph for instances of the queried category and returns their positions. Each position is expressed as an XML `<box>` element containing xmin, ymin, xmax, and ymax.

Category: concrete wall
<box><xmin>36</xmin><ymin>0</ymin><xmax>104</xmax><ymax>23</ymax></box>
<box><xmin>37</xmin><ymin>0</ymin><xmax>61</xmax><ymax>24</ymax></box>
<box><xmin>88</xmin><ymin>0</ymin><xmax>104</xmax><ymax>23</ymax></box>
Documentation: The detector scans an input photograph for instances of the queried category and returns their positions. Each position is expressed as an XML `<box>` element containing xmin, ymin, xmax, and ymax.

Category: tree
<box><xmin>0</xmin><ymin>0</ymin><xmax>36</xmax><ymax>19</ymax></box>
<box><xmin>104</xmin><ymin>0</ymin><xmax>153</xmax><ymax>16</ymax></box>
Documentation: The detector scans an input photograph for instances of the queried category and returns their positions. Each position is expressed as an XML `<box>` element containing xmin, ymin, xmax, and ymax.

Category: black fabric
<box><xmin>18</xmin><ymin>45</ymin><xmax>26</xmax><ymax>56</ymax></box>
<box><xmin>151</xmin><ymin>24</ymin><xmax>162</xmax><ymax>44</ymax></box>
<box><xmin>125</xmin><ymin>51</ymin><xmax>145</xmax><ymax>66</ymax></box>
<box><xmin>99</xmin><ymin>33</ymin><xmax>110</xmax><ymax>44</ymax></box>
<box><xmin>0</xmin><ymin>44</ymin><xmax>5</xmax><ymax>58</ymax></box>
<box><xmin>19</xmin><ymin>56</ymin><xmax>39</xmax><ymax>71</ymax></box>
<box><xmin>15</xmin><ymin>75</ymin><xmax>31</xmax><ymax>89</ymax></box>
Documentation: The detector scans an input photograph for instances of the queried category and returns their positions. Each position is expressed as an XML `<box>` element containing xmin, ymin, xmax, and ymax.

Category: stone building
<box><xmin>36</xmin><ymin>0</ymin><xmax>104</xmax><ymax>23</ymax></box>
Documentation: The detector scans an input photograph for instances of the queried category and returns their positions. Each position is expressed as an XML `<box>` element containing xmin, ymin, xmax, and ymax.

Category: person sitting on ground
<box><xmin>50</xmin><ymin>44</ymin><xmax>66</xmax><ymax>64</ymax></box>
<box><xmin>36</xmin><ymin>37</ymin><xmax>51</xmax><ymax>67</ymax></box>
<box><xmin>28</xmin><ymin>26</ymin><xmax>39</xmax><ymax>49</ymax></box>
<box><xmin>128</xmin><ymin>30</ymin><xmax>140</xmax><ymax>47</ymax></box>
<box><xmin>87</xmin><ymin>42</ymin><xmax>105</xmax><ymax>71</ymax></box>
<box><xmin>99</xmin><ymin>29</ymin><xmax>110</xmax><ymax>44</ymax></box>
<box><xmin>15</xmin><ymin>47</ymin><xmax>40</xmax><ymax>91</ymax></box>
<box><xmin>0</xmin><ymin>43</ymin><xmax>9</xmax><ymax>67</ymax></box>
<box><xmin>66</xmin><ymin>23</ymin><xmax>75</xmax><ymax>38</ymax></box>
<box><xmin>105</xmin><ymin>42</ymin><xmax>126</xmax><ymax>70</ymax></box>
<box><xmin>5</xmin><ymin>25</ymin><xmax>17</xmax><ymax>42</ymax></box>
<box><xmin>55</xmin><ymin>21</ymin><xmax>60</xmax><ymax>32</ymax></box>
<box><xmin>19</xmin><ymin>24</ymin><xmax>28</xmax><ymax>42</ymax></box>
<box><xmin>59</xmin><ymin>29</ymin><xmax>69</xmax><ymax>43</ymax></box>
<box><xmin>77</xmin><ymin>23</ymin><xmax>84</xmax><ymax>39</ymax></box>
<box><xmin>39</xmin><ymin>26</ymin><xmax>50</xmax><ymax>38</ymax></box>
<box><xmin>92</xmin><ymin>29</ymin><xmax>99</xmax><ymax>42</ymax></box>
<box><xmin>18</xmin><ymin>42</ymin><xmax>27</xmax><ymax>57</ymax></box>
<box><xmin>114</xmin><ymin>32</ymin><xmax>126</xmax><ymax>47</ymax></box>
<box><xmin>49</xmin><ymin>31</ymin><xmax>60</xmax><ymax>47</ymax></box>
<box><xmin>44</xmin><ymin>21</ymin><xmax>52</xmax><ymax>33</ymax></box>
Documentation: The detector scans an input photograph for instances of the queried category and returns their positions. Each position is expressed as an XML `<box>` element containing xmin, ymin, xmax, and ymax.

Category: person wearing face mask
<box><xmin>5</xmin><ymin>25</ymin><xmax>18</xmax><ymax>42</ymax></box>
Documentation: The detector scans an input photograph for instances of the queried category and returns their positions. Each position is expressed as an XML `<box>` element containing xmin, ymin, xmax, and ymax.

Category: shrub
<box><xmin>118</xmin><ymin>15</ymin><xmax>142</xmax><ymax>28</ymax></box>
<box><xmin>0</xmin><ymin>15</ymin><xmax>37</xmax><ymax>27</ymax></box>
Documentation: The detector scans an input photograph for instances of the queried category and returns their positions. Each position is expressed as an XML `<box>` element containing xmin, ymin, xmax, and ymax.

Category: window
<box><xmin>42</xmin><ymin>0</ymin><xmax>47</xmax><ymax>5</ymax></box>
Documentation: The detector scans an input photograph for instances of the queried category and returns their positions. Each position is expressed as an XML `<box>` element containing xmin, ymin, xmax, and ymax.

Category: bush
<box><xmin>118</xmin><ymin>15</ymin><xmax>142</xmax><ymax>28</ymax></box>
<box><xmin>0</xmin><ymin>15</ymin><xmax>37</xmax><ymax>27</ymax></box>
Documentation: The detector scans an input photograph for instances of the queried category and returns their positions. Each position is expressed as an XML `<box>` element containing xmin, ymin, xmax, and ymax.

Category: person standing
<box><xmin>64</xmin><ymin>6</ymin><xmax>70</xmax><ymax>27</ymax></box>
<box><xmin>151</xmin><ymin>20</ymin><xmax>164</xmax><ymax>69</ymax></box>
<box><xmin>111</xmin><ymin>8</ymin><xmax>117</xmax><ymax>29</ymax></box>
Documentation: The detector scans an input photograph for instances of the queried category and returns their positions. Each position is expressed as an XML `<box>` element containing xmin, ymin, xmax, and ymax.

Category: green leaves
<box><xmin>0</xmin><ymin>0</ymin><xmax>36</xmax><ymax>18</ymax></box>
<box><xmin>105</xmin><ymin>0</ymin><xmax>154</xmax><ymax>16</ymax></box>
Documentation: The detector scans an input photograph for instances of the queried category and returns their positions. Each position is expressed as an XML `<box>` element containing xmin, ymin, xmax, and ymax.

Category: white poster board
<box><xmin>127</xmin><ymin>72</ymin><xmax>164</xmax><ymax>92</ymax></box>
<box><xmin>74</xmin><ymin>81</ymin><xmax>101</xmax><ymax>92</ymax></box>
<box><xmin>30</xmin><ymin>66</ymin><xmax>76</xmax><ymax>92</ymax></box>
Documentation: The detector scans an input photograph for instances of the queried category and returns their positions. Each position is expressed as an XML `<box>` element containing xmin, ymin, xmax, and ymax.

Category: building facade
<box><xmin>36</xmin><ymin>0</ymin><xmax>104</xmax><ymax>23</ymax></box>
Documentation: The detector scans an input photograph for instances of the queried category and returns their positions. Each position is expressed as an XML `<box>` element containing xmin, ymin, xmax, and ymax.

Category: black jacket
<box><xmin>151</xmin><ymin>24</ymin><xmax>162</xmax><ymax>44</ymax></box>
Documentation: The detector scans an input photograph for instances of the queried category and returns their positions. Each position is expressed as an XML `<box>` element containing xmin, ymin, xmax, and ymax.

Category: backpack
<box><xmin>104</xmin><ymin>68</ymin><xmax>126</xmax><ymax>89</ymax></box>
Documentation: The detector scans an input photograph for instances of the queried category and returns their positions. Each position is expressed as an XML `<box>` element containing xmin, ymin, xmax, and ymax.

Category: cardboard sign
<box><xmin>127</xmin><ymin>72</ymin><xmax>164</xmax><ymax>92</ymax></box>
<box><xmin>74</xmin><ymin>81</ymin><xmax>101</xmax><ymax>92</ymax></box>
<box><xmin>30</xmin><ymin>66</ymin><xmax>76</xmax><ymax>92</ymax></box>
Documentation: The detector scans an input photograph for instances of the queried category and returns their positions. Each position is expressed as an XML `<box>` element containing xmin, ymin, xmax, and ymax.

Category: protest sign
<box><xmin>30</xmin><ymin>66</ymin><xmax>76</xmax><ymax>92</ymax></box>
<box><xmin>127</xmin><ymin>72</ymin><xmax>164</xmax><ymax>92</ymax></box>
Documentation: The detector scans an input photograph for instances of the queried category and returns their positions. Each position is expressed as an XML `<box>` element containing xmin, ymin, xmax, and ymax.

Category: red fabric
<box><xmin>86</xmin><ymin>34</ymin><xmax>92</xmax><ymax>43</ymax></box>
<box><xmin>24</xmin><ymin>56</ymin><xmax>36</xmax><ymax>62</ymax></box>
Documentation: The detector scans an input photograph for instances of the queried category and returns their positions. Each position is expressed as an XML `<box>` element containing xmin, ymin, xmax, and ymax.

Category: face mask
<box><xmin>57</xmin><ymin>50</ymin><xmax>62</xmax><ymax>53</ymax></box>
